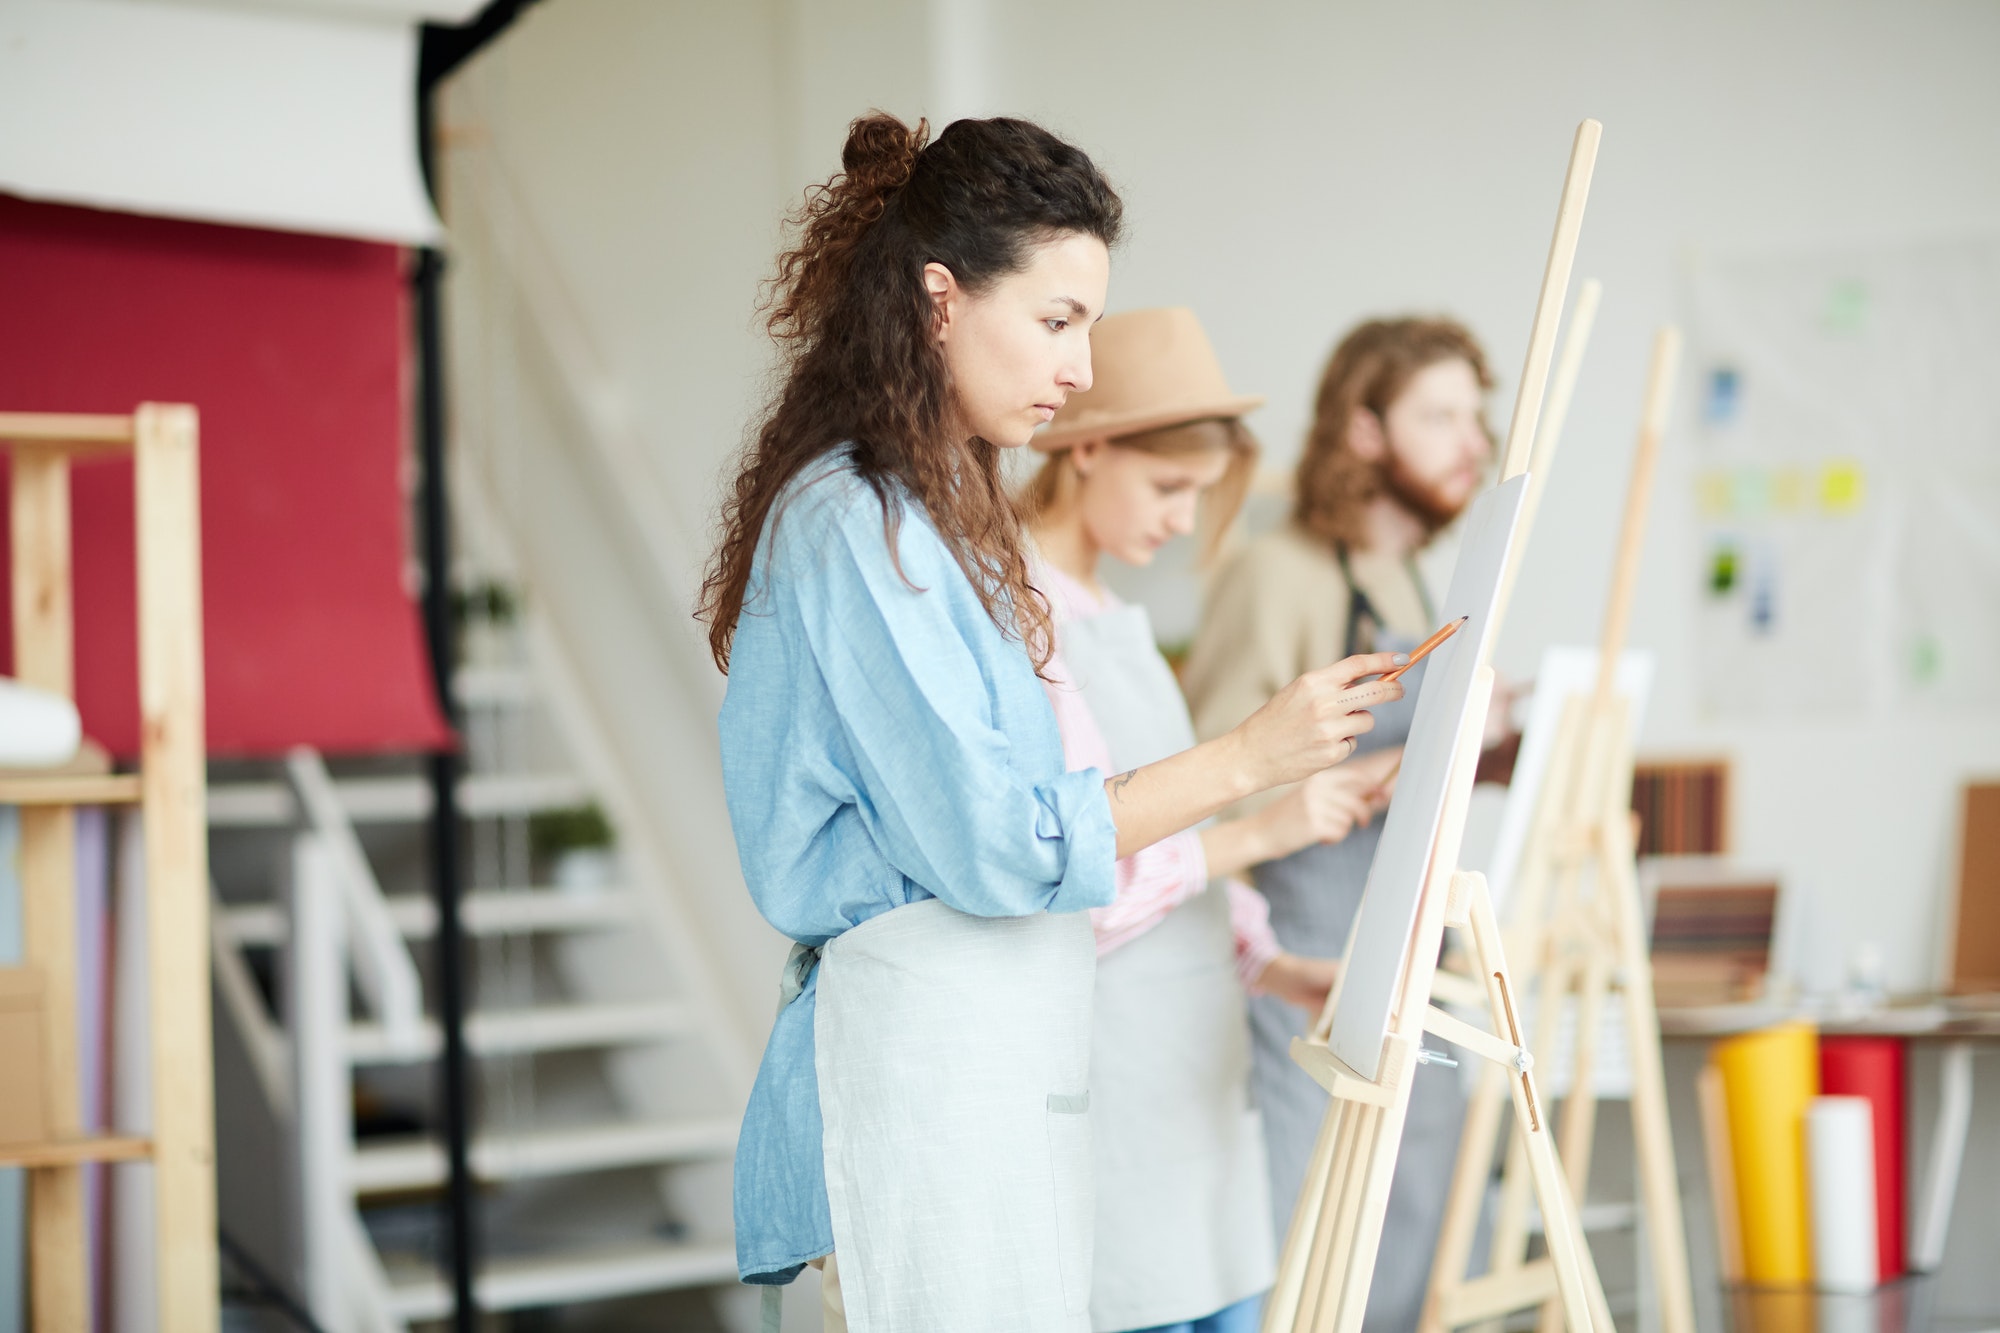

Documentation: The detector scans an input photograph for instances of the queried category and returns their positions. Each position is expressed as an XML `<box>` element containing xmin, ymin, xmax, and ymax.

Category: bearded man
<box><xmin>1184</xmin><ymin>317</ymin><xmax>1500</xmax><ymax>1333</ymax></box>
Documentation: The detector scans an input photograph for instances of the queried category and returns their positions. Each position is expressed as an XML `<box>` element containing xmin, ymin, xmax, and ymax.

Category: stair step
<box><xmin>207</xmin><ymin>772</ymin><xmax>592</xmax><ymax>827</ymax></box>
<box><xmin>351</xmin><ymin>1115</ymin><xmax>737</xmax><ymax>1193</ymax></box>
<box><xmin>220</xmin><ymin>888</ymin><xmax>636</xmax><ymax>948</ymax></box>
<box><xmin>346</xmin><ymin>999</ymin><xmax>694</xmax><ymax>1064</ymax></box>
<box><xmin>386</xmin><ymin>1238</ymin><xmax>739</xmax><ymax>1318</ymax></box>
<box><xmin>454</xmin><ymin>665</ymin><xmax>536</xmax><ymax>708</ymax></box>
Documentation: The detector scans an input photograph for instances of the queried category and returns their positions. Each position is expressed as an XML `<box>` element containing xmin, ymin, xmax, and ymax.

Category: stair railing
<box><xmin>284</xmin><ymin>747</ymin><xmax>425</xmax><ymax>1055</ymax></box>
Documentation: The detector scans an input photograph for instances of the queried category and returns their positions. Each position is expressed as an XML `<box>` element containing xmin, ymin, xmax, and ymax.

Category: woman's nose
<box><xmin>1062</xmin><ymin>341</ymin><xmax>1094</xmax><ymax>394</ymax></box>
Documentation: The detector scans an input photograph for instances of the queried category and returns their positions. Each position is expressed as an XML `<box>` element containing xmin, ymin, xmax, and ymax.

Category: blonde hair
<box><xmin>1027</xmin><ymin>416</ymin><xmax>1259</xmax><ymax>565</ymax></box>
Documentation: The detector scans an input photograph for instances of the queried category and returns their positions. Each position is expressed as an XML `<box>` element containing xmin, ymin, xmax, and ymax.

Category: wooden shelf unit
<box><xmin>0</xmin><ymin>1136</ymin><xmax>155</xmax><ymax>1169</ymax></box>
<box><xmin>3</xmin><ymin>406</ymin><xmax>217</xmax><ymax>1333</ymax></box>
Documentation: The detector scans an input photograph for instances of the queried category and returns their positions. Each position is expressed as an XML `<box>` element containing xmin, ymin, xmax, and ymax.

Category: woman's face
<box><xmin>1071</xmin><ymin>439</ymin><xmax>1232</xmax><ymax>567</ymax></box>
<box><xmin>928</xmin><ymin>231</ymin><xmax>1111</xmax><ymax>449</ymax></box>
<box><xmin>1379</xmin><ymin>357</ymin><xmax>1491</xmax><ymax>519</ymax></box>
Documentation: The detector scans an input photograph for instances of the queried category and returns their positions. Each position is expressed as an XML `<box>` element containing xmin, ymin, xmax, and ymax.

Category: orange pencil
<box><xmin>1379</xmin><ymin>615</ymin><xmax>1467</xmax><ymax>684</ymax></box>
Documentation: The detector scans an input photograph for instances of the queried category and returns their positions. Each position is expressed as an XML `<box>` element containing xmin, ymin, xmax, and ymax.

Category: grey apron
<box><xmin>1247</xmin><ymin>551</ymin><xmax>1467</xmax><ymax>1333</ymax></box>
<box><xmin>1060</xmin><ymin>600</ymin><xmax>1275</xmax><ymax>1332</ymax></box>
<box><xmin>815</xmin><ymin>898</ymin><xmax>1098</xmax><ymax>1332</ymax></box>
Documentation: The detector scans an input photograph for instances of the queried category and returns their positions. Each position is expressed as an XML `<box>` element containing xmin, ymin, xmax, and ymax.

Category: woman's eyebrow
<box><xmin>1051</xmin><ymin>296</ymin><xmax>1091</xmax><ymax>318</ymax></box>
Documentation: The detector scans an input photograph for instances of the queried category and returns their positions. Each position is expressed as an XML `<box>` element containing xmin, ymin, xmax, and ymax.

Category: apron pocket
<box><xmin>1046</xmin><ymin>1092</ymin><xmax>1094</xmax><ymax>1317</ymax></box>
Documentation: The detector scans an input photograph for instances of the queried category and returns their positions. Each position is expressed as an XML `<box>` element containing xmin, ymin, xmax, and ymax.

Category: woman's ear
<box><xmin>1071</xmin><ymin>438</ymin><xmax>1107</xmax><ymax>477</ymax></box>
<box><xmin>923</xmin><ymin>262</ymin><xmax>956</xmax><ymax>342</ymax></box>
<box><xmin>1348</xmin><ymin>406</ymin><xmax>1387</xmax><ymax>462</ymax></box>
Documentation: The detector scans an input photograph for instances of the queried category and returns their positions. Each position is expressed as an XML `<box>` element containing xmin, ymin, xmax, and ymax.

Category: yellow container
<box><xmin>1713</xmin><ymin>1020</ymin><xmax>1819</xmax><ymax>1285</ymax></box>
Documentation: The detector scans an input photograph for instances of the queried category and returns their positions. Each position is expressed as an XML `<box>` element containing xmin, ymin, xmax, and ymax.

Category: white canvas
<box><xmin>1484</xmin><ymin>646</ymin><xmax>1656</xmax><ymax>912</ymax></box>
<box><xmin>1328</xmin><ymin>474</ymin><xmax>1531</xmax><ymax>1080</ymax></box>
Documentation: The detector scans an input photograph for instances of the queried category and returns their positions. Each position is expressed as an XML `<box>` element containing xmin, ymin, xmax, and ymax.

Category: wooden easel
<box><xmin>1262</xmin><ymin>119</ymin><xmax>1610</xmax><ymax>1333</ymax></box>
<box><xmin>0</xmin><ymin>408</ymin><xmax>217</xmax><ymax>1332</ymax></box>
<box><xmin>1423</xmin><ymin>330</ymin><xmax>1692</xmax><ymax>1333</ymax></box>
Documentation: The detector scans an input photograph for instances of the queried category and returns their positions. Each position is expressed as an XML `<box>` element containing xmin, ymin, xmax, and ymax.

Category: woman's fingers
<box><xmin>1321</xmin><ymin>650</ymin><xmax>1407</xmax><ymax>687</ymax></box>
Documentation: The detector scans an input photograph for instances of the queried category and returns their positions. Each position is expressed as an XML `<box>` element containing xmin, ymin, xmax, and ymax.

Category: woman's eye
<box><xmin>1045</xmin><ymin>318</ymin><xmax>1069</xmax><ymax>333</ymax></box>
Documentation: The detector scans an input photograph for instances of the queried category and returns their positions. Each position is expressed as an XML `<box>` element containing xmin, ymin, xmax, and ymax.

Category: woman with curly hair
<box><xmin>701</xmin><ymin>116</ymin><xmax>1406</xmax><ymax>1331</ymax></box>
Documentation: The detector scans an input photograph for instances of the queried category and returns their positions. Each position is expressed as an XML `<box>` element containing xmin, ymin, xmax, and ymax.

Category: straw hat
<box><xmin>1032</xmin><ymin>306</ymin><xmax>1264</xmax><ymax>452</ymax></box>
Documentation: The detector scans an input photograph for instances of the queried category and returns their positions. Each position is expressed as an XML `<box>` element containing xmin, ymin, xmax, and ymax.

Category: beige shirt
<box><xmin>1184</xmin><ymin>525</ymin><xmax>1431</xmax><ymax>811</ymax></box>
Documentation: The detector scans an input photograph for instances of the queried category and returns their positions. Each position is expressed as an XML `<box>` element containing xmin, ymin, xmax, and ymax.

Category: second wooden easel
<box><xmin>1422</xmin><ymin>329</ymin><xmax>1693</xmax><ymax>1333</ymax></box>
<box><xmin>1262</xmin><ymin>118</ymin><xmax>1611</xmax><ymax>1333</ymax></box>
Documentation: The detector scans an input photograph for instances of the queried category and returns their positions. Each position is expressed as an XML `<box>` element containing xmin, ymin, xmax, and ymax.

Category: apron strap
<box><xmin>1335</xmin><ymin>542</ymin><xmax>1435</xmax><ymax>653</ymax></box>
<box><xmin>1335</xmin><ymin>544</ymin><xmax>1381</xmax><ymax>659</ymax></box>
<box><xmin>761</xmin><ymin>1284</ymin><xmax>784</xmax><ymax>1333</ymax></box>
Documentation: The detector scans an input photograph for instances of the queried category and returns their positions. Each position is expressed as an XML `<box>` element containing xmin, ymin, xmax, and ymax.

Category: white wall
<box><xmin>449</xmin><ymin>0</ymin><xmax>2000</xmax><ymax>1014</ymax></box>
<box><xmin>990</xmin><ymin>0</ymin><xmax>2000</xmax><ymax>1001</ymax></box>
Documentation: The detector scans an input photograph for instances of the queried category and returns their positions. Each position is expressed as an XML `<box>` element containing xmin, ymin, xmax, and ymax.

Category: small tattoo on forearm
<box><xmin>1110</xmin><ymin>769</ymin><xmax>1137</xmax><ymax>800</ymax></box>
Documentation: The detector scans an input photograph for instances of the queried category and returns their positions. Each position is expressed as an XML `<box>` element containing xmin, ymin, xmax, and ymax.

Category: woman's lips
<box><xmin>1034</xmin><ymin>404</ymin><xmax>1058</xmax><ymax>421</ymax></box>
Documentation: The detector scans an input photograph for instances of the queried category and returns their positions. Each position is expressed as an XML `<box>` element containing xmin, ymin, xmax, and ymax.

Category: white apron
<box><xmin>1061</xmin><ymin>601</ymin><xmax>1276</xmax><ymax>1331</ymax></box>
<box><xmin>814</xmin><ymin>897</ymin><xmax>1097</xmax><ymax>1332</ymax></box>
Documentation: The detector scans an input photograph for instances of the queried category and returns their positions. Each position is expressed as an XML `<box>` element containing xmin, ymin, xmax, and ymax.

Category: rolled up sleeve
<box><xmin>787</xmin><ymin>494</ymin><xmax>1116</xmax><ymax>918</ymax></box>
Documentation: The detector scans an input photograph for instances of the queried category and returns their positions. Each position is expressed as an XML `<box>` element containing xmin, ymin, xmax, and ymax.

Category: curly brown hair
<box><xmin>697</xmin><ymin>113</ymin><xmax>1124</xmax><ymax>673</ymax></box>
<box><xmin>1294</xmin><ymin>317</ymin><xmax>1494</xmax><ymax>550</ymax></box>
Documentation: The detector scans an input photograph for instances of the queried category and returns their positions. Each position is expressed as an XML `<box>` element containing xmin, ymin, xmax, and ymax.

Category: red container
<box><xmin>1820</xmin><ymin>1036</ymin><xmax>1906</xmax><ymax>1279</ymax></box>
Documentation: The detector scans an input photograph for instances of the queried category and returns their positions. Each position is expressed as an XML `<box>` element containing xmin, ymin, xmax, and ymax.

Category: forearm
<box><xmin>1106</xmin><ymin>732</ymin><xmax>1262</xmax><ymax>860</ymax></box>
<box><xmin>1198</xmin><ymin>809</ymin><xmax>1281</xmax><ymax>882</ymax></box>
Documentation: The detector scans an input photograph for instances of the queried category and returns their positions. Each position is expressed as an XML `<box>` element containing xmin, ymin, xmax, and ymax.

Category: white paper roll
<box><xmin>1807</xmin><ymin>1095</ymin><xmax>1880</xmax><ymax>1292</ymax></box>
<box><xmin>0</xmin><ymin>677</ymin><xmax>81</xmax><ymax>768</ymax></box>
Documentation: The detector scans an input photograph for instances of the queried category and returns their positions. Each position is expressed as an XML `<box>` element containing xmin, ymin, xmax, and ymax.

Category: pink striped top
<box><xmin>1035</xmin><ymin>558</ymin><xmax>1282</xmax><ymax>993</ymax></box>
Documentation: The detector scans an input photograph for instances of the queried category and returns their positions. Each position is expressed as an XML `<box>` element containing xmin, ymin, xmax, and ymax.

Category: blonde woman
<box><xmin>1026</xmin><ymin>309</ymin><xmax>1396</xmax><ymax>1333</ymax></box>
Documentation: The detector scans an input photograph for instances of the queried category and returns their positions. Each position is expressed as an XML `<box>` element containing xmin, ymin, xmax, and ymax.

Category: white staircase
<box><xmin>208</xmin><ymin>645</ymin><xmax>749</xmax><ymax>1328</ymax></box>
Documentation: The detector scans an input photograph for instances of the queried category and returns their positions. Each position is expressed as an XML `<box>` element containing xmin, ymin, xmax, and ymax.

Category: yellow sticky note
<box><xmin>1697</xmin><ymin>470</ymin><xmax>1733</xmax><ymax>517</ymax></box>
<box><xmin>1820</xmin><ymin>460</ymin><xmax>1865</xmax><ymax>513</ymax></box>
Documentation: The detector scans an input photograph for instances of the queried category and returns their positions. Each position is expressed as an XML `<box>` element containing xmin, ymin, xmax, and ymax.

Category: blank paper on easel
<box><xmin>1330</xmin><ymin>475</ymin><xmax>1530</xmax><ymax>1080</ymax></box>
<box><xmin>1485</xmin><ymin>645</ymin><xmax>1656</xmax><ymax>912</ymax></box>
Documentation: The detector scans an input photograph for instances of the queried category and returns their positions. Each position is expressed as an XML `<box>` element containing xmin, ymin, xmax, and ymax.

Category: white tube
<box><xmin>0</xmin><ymin>677</ymin><xmax>80</xmax><ymax>767</ymax></box>
<box><xmin>1807</xmin><ymin>1096</ymin><xmax>1879</xmax><ymax>1292</ymax></box>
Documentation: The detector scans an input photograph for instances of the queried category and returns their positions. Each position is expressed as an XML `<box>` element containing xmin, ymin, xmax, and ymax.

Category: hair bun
<box><xmin>841</xmin><ymin>113</ymin><xmax>929</xmax><ymax>212</ymax></box>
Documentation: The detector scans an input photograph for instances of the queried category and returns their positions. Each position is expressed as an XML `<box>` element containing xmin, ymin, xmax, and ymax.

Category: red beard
<box><xmin>1381</xmin><ymin>449</ymin><xmax>1473</xmax><ymax>530</ymax></box>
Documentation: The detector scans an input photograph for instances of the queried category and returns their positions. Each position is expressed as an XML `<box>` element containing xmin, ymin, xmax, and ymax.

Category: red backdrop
<box><xmin>0</xmin><ymin>195</ymin><xmax>450</xmax><ymax>758</ymax></box>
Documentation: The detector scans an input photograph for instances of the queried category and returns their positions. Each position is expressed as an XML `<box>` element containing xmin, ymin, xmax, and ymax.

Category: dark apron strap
<box><xmin>1335</xmin><ymin>543</ymin><xmax>1435</xmax><ymax>656</ymax></box>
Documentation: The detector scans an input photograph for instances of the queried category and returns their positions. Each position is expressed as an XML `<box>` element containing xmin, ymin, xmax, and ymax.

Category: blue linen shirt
<box><xmin>719</xmin><ymin>456</ymin><xmax>1120</xmax><ymax>1284</ymax></box>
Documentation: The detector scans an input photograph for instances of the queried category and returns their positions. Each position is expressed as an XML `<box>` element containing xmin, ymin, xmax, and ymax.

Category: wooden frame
<box><xmin>1423</xmin><ymin>330</ymin><xmax>1695</xmax><ymax>1333</ymax></box>
<box><xmin>2</xmin><ymin>406</ymin><xmax>217</xmax><ymax>1333</ymax></box>
<box><xmin>1262</xmin><ymin>120</ymin><xmax>1607</xmax><ymax>1333</ymax></box>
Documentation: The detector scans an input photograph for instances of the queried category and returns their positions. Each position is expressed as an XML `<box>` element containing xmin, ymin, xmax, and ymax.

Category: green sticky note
<box><xmin>1825</xmin><ymin>279</ymin><xmax>1869</xmax><ymax>334</ymax></box>
<box><xmin>1912</xmin><ymin>634</ymin><xmax>1941</xmax><ymax>683</ymax></box>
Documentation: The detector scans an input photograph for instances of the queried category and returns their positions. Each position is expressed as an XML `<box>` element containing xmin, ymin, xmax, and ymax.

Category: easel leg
<box><xmin>1482</xmin><ymin>945</ymin><xmax>1573</xmax><ymax>1331</ymax></box>
<box><xmin>1603</xmin><ymin>822</ymin><xmax>1696</xmax><ymax>1333</ymax></box>
<box><xmin>1539</xmin><ymin>950</ymin><xmax>1610</xmax><ymax>1333</ymax></box>
<box><xmin>1467</xmin><ymin>880</ymin><xmax>1604</xmax><ymax>1333</ymax></box>
<box><xmin>1303</xmin><ymin>1105</ymin><xmax>1373</xmax><ymax>1332</ymax></box>
<box><xmin>1268</xmin><ymin>1102</ymin><xmax>1344</xmax><ymax>1333</ymax></box>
